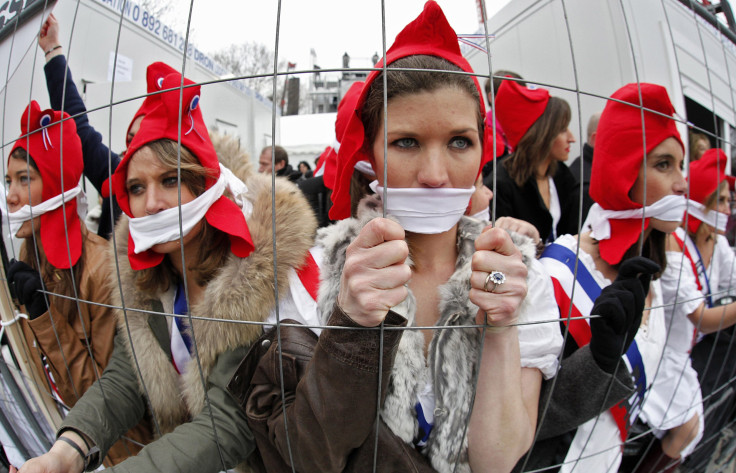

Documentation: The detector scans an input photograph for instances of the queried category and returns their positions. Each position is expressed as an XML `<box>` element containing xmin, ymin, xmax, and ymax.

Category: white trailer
<box><xmin>465</xmin><ymin>0</ymin><xmax>736</xmax><ymax>168</ymax></box>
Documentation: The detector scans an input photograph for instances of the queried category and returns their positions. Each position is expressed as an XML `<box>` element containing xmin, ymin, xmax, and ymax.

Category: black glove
<box><xmin>7</xmin><ymin>259</ymin><xmax>48</xmax><ymax>319</ymax></box>
<box><xmin>589</xmin><ymin>256</ymin><xmax>660</xmax><ymax>374</ymax></box>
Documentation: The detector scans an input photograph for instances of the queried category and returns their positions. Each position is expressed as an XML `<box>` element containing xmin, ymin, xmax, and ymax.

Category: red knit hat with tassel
<box><xmin>329</xmin><ymin>1</ymin><xmax>485</xmax><ymax>220</ymax></box>
<box><xmin>111</xmin><ymin>73</ymin><xmax>254</xmax><ymax>269</ymax></box>
<box><xmin>686</xmin><ymin>148</ymin><xmax>735</xmax><ymax>233</ymax></box>
<box><xmin>315</xmin><ymin>80</ymin><xmax>364</xmax><ymax>190</ymax></box>
<box><xmin>590</xmin><ymin>83</ymin><xmax>684</xmax><ymax>265</ymax></box>
<box><xmin>10</xmin><ymin>101</ymin><xmax>84</xmax><ymax>268</ymax></box>
<box><xmin>494</xmin><ymin>80</ymin><xmax>550</xmax><ymax>149</ymax></box>
<box><xmin>125</xmin><ymin>61</ymin><xmax>179</xmax><ymax>140</ymax></box>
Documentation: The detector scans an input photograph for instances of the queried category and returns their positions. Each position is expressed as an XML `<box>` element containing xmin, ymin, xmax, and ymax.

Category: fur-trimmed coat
<box><xmin>319</xmin><ymin>202</ymin><xmax>537</xmax><ymax>473</ymax></box>
<box><xmin>58</xmin><ymin>138</ymin><xmax>317</xmax><ymax>472</ymax></box>
<box><xmin>241</xmin><ymin>196</ymin><xmax>546</xmax><ymax>473</ymax></box>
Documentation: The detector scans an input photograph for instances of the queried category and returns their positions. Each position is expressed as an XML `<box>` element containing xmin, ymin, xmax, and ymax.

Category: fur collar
<box><xmin>109</xmin><ymin>170</ymin><xmax>316</xmax><ymax>435</ymax></box>
<box><xmin>316</xmin><ymin>197</ymin><xmax>535</xmax><ymax>473</ymax></box>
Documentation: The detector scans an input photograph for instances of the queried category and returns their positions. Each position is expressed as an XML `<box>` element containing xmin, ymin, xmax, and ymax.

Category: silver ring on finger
<box><xmin>484</xmin><ymin>271</ymin><xmax>506</xmax><ymax>293</ymax></box>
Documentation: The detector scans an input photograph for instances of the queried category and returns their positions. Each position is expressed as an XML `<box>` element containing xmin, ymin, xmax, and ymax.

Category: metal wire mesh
<box><xmin>0</xmin><ymin>0</ymin><xmax>734</xmax><ymax>472</ymax></box>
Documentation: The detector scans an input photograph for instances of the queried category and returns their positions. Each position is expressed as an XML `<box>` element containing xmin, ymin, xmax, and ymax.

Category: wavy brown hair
<box><xmin>131</xmin><ymin>139</ymin><xmax>231</xmax><ymax>296</ymax></box>
<box><xmin>503</xmin><ymin>97</ymin><xmax>571</xmax><ymax>187</ymax></box>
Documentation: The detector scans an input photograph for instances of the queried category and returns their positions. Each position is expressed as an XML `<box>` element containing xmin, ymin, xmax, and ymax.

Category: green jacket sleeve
<box><xmin>58</xmin><ymin>330</ymin><xmax>147</xmax><ymax>468</ymax></box>
<box><xmin>106</xmin><ymin>345</ymin><xmax>255</xmax><ymax>473</ymax></box>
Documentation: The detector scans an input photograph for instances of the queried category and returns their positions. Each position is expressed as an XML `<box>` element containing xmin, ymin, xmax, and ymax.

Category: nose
<box><xmin>718</xmin><ymin>200</ymin><xmax>730</xmax><ymax>214</ymax></box>
<box><xmin>6</xmin><ymin>182</ymin><xmax>21</xmax><ymax>208</ymax></box>
<box><xmin>568</xmin><ymin>129</ymin><xmax>576</xmax><ymax>143</ymax></box>
<box><xmin>144</xmin><ymin>187</ymin><xmax>167</xmax><ymax>216</ymax></box>
<box><xmin>416</xmin><ymin>148</ymin><xmax>450</xmax><ymax>188</ymax></box>
<box><xmin>672</xmin><ymin>169</ymin><xmax>687</xmax><ymax>196</ymax></box>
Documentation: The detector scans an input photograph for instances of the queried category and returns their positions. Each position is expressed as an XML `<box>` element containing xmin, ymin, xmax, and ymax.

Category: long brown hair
<box><xmin>11</xmin><ymin>149</ymin><xmax>86</xmax><ymax>318</ymax></box>
<box><xmin>504</xmin><ymin>97</ymin><xmax>571</xmax><ymax>187</ymax></box>
<box><xmin>131</xmin><ymin>139</ymin><xmax>231</xmax><ymax>296</ymax></box>
<box><xmin>616</xmin><ymin>230</ymin><xmax>667</xmax><ymax>280</ymax></box>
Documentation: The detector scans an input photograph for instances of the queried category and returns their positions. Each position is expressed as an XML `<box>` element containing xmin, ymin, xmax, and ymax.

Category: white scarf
<box><xmin>354</xmin><ymin>160</ymin><xmax>376</xmax><ymax>178</ymax></box>
<box><xmin>369</xmin><ymin>180</ymin><xmax>474</xmax><ymax>234</ymax></box>
<box><xmin>687</xmin><ymin>199</ymin><xmax>729</xmax><ymax>233</ymax></box>
<box><xmin>585</xmin><ymin>194</ymin><xmax>687</xmax><ymax>241</ymax></box>
<box><xmin>1</xmin><ymin>182</ymin><xmax>87</xmax><ymax>238</ymax></box>
<box><xmin>128</xmin><ymin>164</ymin><xmax>252</xmax><ymax>254</ymax></box>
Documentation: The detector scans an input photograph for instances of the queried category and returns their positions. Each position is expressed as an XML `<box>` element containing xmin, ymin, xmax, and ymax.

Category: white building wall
<box><xmin>466</xmin><ymin>0</ymin><xmax>736</xmax><ymax>163</ymax></box>
<box><xmin>0</xmin><ymin>0</ymin><xmax>278</xmax><ymax>172</ymax></box>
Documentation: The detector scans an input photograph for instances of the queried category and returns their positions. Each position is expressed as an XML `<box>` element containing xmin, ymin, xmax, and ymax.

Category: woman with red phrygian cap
<box><xmin>533</xmin><ymin>82</ymin><xmax>687</xmax><ymax>472</ymax></box>
<box><xmin>39</xmin><ymin>13</ymin><xmax>178</xmax><ymax>238</ymax></box>
<box><xmin>3</xmin><ymin>102</ymin><xmax>151</xmax><ymax>467</ymax></box>
<box><xmin>19</xmin><ymin>73</ymin><xmax>316</xmax><ymax>473</ymax></box>
<box><xmin>640</xmin><ymin>148</ymin><xmax>736</xmax><ymax>469</ymax></box>
<box><xmin>488</xmin><ymin>80</ymin><xmax>579</xmax><ymax>244</ymax></box>
<box><xmin>237</xmin><ymin>3</ymin><xmax>563</xmax><ymax>472</ymax></box>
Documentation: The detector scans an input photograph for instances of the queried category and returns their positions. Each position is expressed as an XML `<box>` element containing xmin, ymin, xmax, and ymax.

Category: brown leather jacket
<box><xmin>228</xmin><ymin>307</ymin><xmax>438</xmax><ymax>473</ymax></box>
<box><xmin>18</xmin><ymin>225</ymin><xmax>151</xmax><ymax>465</ymax></box>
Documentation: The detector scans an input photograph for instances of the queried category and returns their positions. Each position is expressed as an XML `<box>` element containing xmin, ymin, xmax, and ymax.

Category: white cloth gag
<box><xmin>369</xmin><ymin>180</ymin><xmax>474</xmax><ymax>234</ymax></box>
<box><xmin>1</xmin><ymin>182</ymin><xmax>87</xmax><ymax>238</ymax></box>
<box><xmin>354</xmin><ymin>160</ymin><xmax>376</xmax><ymax>178</ymax></box>
<box><xmin>128</xmin><ymin>163</ymin><xmax>251</xmax><ymax>254</ymax></box>
<box><xmin>585</xmin><ymin>194</ymin><xmax>686</xmax><ymax>240</ymax></box>
<box><xmin>686</xmin><ymin>199</ymin><xmax>729</xmax><ymax>233</ymax></box>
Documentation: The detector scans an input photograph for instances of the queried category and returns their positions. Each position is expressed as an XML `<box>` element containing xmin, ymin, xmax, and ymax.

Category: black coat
<box><xmin>485</xmin><ymin>156</ymin><xmax>581</xmax><ymax>243</ymax></box>
<box><xmin>569</xmin><ymin>143</ymin><xmax>595</xmax><ymax>223</ymax></box>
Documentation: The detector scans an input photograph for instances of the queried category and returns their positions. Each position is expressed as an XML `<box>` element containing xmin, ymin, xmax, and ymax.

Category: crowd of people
<box><xmin>2</xmin><ymin>3</ymin><xmax>736</xmax><ymax>472</ymax></box>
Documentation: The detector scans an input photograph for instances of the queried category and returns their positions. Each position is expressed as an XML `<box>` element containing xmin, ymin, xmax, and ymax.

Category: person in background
<box><xmin>684</xmin><ymin>155</ymin><xmax>736</xmax><ymax>472</ymax></box>
<box><xmin>297</xmin><ymin>160</ymin><xmax>313</xmax><ymax>179</ymax></box>
<box><xmin>236</xmin><ymin>3</ymin><xmax>563</xmax><ymax>472</ymax></box>
<box><xmin>17</xmin><ymin>73</ymin><xmax>316</xmax><ymax>473</ymax></box>
<box><xmin>3</xmin><ymin>102</ymin><xmax>150</xmax><ymax>467</ymax></box>
<box><xmin>634</xmin><ymin>148</ymin><xmax>736</xmax><ymax>471</ymax></box>
<box><xmin>569</xmin><ymin>112</ymin><xmax>600</xmax><ymax>222</ymax></box>
<box><xmin>689</xmin><ymin>130</ymin><xmax>711</xmax><ymax>161</ymax></box>
<box><xmin>488</xmin><ymin>81</ymin><xmax>579</xmax><ymax>243</ymax></box>
<box><xmin>257</xmin><ymin>144</ymin><xmax>301</xmax><ymax>182</ymax></box>
<box><xmin>38</xmin><ymin>14</ymin><xmax>177</xmax><ymax>239</ymax></box>
<box><xmin>524</xmin><ymin>82</ymin><xmax>686</xmax><ymax>473</ymax></box>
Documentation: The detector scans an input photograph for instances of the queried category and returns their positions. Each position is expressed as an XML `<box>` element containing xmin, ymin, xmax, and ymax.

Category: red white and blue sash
<box><xmin>540</xmin><ymin>243</ymin><xmax>647</xmax><ymax>442</ymax></box>
<box><xmin>171</xmin><ymin>281</ymin><xmax>193</xmax><ymax>375</ymax></box>
<box><xmin>672</xmin><ymin>230</ymin><xmax>713</xmax><ymax>308</ymax></box>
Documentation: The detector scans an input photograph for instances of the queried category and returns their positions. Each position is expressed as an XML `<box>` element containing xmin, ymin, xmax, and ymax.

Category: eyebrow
<box><xmin>385</xmin><ymin>127</ymin><xmax>478</xmax><ymax>135</ymax></box>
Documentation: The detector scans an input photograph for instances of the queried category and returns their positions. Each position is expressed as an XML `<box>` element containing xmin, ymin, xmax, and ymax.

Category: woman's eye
<box><xmin>393</xmin><ymin>138</ymin><xmax>417</xmax><ymax>149</ymax></box>
<box><xmin>127</xmin><ymin>184</ymin><xmax>143</xmax><ymax>196</ymax></box>
<box><xmin>163</xmin><ymin>176</ymin><xmax>179</xmax><ymax>187</ymax></box>
<box><xmin>19</xmin><ymin>175</ymin><xmax>29</xmax><ymax>184</ymax></box>
<box><xmin>450</xmin><ymin>137</ymin><xmax>472</xmax><ymax>149</ymax></box>
<box><xmin>655</xmin><ymin>160</ymin><xmax>670</xmax><ymax>170</ymax></box>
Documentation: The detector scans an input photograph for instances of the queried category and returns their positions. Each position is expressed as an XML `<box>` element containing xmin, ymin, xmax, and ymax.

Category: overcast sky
<box><xmin>181</xmin><ymin>0</ymin><xmax>511</xmax><ymax>71</ymax></box>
